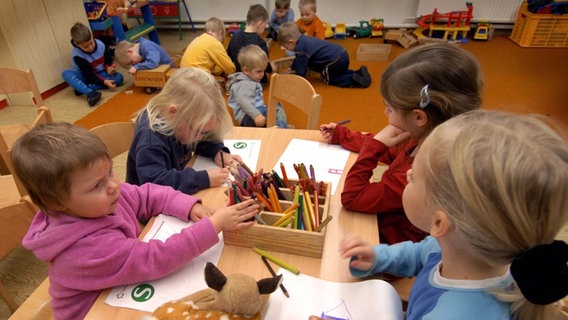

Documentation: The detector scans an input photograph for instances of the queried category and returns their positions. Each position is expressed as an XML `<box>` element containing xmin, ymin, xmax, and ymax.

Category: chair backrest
<box><xmin>0</xmin><ymin>106</ymin><xmax>53</xmax><ymax>196</ymax></box>
<box><xmin>0</xmin><ymin>67</ymin><xmax>44</xmax><ymax>107</ymax></box>
<box><xmin>89</xmin><ymin>121</ymin><xmax>135</xmax><ymax>158</ymax></box>
<box><xmin>266</xmin><ymin>73</ymin><xmax>322</xmax><ymax>130</ymax></box>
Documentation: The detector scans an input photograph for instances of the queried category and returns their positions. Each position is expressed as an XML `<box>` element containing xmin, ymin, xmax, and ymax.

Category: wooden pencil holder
<box><xmin>223</xmin><ymin>181</ymin><xmax>332</xmax><ymax>258</ymax></box>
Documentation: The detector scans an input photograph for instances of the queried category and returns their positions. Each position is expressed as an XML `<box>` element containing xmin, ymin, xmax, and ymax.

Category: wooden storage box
<box><xmin>224</xmin><ymin>181</ymin><xmax>332</xmax><ymax>258</ymax></box>
<box><xmin>510</xmin><ymin>1</ymin><xmax>568</xmax><ymax>48</ymax></box>
<box><xmin>356</xmin><ymin>43</ymin><xmax>391</xmax><ymax>61</ymax></box>
<box><xmin>134</xmin><ymin>64</ymin><xmax>171</xmax><ymax>87</ymax></box>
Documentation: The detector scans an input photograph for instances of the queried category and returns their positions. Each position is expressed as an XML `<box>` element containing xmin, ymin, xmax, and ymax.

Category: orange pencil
<box><xmin>268</xmin><ymin>184</ymin><xmax>282</xmax><ymax>213</ymax></box>
<box><xmin>255</xmin><ymin>192</ymin><xmax>273</xmax><ymax>212</ymax></box>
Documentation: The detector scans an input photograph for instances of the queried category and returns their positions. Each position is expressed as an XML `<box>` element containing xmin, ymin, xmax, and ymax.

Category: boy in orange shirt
<box><xmin>295</xmin><ymin>0</ymin><xmax>325</xmax><ymax>39</ymax></box>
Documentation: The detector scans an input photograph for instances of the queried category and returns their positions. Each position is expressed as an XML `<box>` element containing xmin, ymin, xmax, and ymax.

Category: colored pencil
<box><xmin>261</xmin><ymin>256</ymin><xmax>289</xmax><ymax>298</ymax></box>
<box><xmin>253</xmin><ymin>247</ymin><xmax>300</xmax><ymax>275</ymax></box>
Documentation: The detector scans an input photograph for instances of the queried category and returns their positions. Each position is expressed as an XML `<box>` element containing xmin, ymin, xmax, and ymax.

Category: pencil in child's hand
<box><xmin>261</xmin><ymin>256</ymin><xmax>290</xmax><ymax>298</ymax></box>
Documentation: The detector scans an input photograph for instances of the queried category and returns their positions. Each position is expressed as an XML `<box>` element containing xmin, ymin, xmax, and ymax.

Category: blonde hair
<box><xmin>136</xmin><ymin>67</ymin><xmax>233</xmax><ymax>145</ymax></box>
<box><xmin>205</xmin><ymin>17</ymin><xmax>226</xmax><ymax>38</ymax></box>
<box><xmin>237</xmin><ymin>45</ymin><xmax>269</xmax><ymax>70</ymax></box>
<box><xmin>380</xmin><ymin>43</ymin><xmax>483</xmax><ymax>134</ymax></box>
<box><xmin>114</xmin><ymin>40</ymin><xmax>136</xmax><ymax>68</ymax></box>
<box><xmin>11</xmin><ymin>122</ymin><xmax>110</xmax><ymax>214</ymax></box>
<box><xmin>423</xmin><ymin>110</ymin><xmax>568</xmax><ymax>320</ymax></box>
<box><xmin>299</xmin><ymin>0</ymin><xmax>316</xmax><ymax>11</ymax></box>
<box><xmin>70</xmin><ymin>22</ymin><xmax>92</xmax><ymax>45</ymax></box>
<box><xmin>277</xmin><ymin>22</ymin><xmax>301</xmax><ymax>44</ymax></box>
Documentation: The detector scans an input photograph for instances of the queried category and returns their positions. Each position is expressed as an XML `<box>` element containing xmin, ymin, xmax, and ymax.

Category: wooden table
<box><xmin>23</xmin><ymin>126</ymin><xmax>380</xmax><ymax>320</ymax></box>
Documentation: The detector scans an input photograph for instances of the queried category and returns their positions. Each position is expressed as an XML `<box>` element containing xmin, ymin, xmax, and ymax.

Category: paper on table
<box><xmin>193</xmin><ymin>139</ymin><xmax>262</xmax><ymax>172</ymax></box>
<box><xmin>104</xmin><ymin>215</ymin><xmax>224</xmax><ymax>312</ymax></box>
<box><xmin>273</xmin><ymin>139</ymin><xmax>351</xmax><ymax>195</ymax></box>
<box><xmin>264</xmin><ymin>269</ymin><xmax>403</xmax><ymax>320</ymax></box>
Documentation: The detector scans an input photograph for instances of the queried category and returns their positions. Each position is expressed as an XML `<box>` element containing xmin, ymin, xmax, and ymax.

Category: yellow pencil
<box><xmin>272</xmin><ymin>203</ymin><xmax>299</xmax><ymax>226</ymax></box>
<box><xmin>304</xmin><ymin>191</ymin><xmax>316</xmax><ymax>230</ymax></box>
<box><xmin>253</xmin><ymin>247</ymin><xmax>300</xmax><ymax>275</ymax></box>
<box><xmin>277</xmin><ymin>215</ymin><xmax>295</xmax><ymax>228</ymax></box>
<box><xmin>302</xmin><ymin>194</ymin><xmax>312</xmax><ymax>231</ymax></box>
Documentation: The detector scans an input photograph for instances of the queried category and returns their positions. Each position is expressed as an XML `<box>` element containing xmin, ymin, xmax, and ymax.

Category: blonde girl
<box><xmin>340</xmin><ymin>110</ymin><xmax>568</xmax><ymax>320</ymax></box>
<box><xmin>127</xmin><ymin>67</ymin><xmax>241</xmax><ymax>195</ymax></box>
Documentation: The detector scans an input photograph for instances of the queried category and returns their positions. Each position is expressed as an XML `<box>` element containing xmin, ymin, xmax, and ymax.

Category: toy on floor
<box><xmin>370</xmin><ymin>18</ymin><xmax>384</xmax><ymax>37</ymax></box>
<box><xmin>148</xmin><ymin>262</ymin><xmax>282</xmax><ymax>320</ymax></box>
<box><xmin>473</xmin><ymin>19</ymin><xmax>494</xmax><ymax>40</ymax></box>
<box><xmin>414</xmin><ymin>2</ymin><xmax>474</xmax><ymax>41</ymax></box>
<box><xmin>134</xmin><ymin>64</ymin><xmax>175</xmax><ymax>94</ymax></box>
<box><xmin>334</xmin><ymin>23</ymin><xmax>347</xmax><ymax>39</ymax></box>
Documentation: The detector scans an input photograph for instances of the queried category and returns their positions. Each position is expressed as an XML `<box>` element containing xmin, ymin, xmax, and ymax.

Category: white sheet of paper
<box><xmin>273</xmin><ymin>139</ymin><xmax>351</xmax><ymax>195</ymax></box>
<box><xmin>264</xmin><ymin>269</ymin><xmax>403</xmax><ymax>320</ymax></box>
<box><xmin>192</xmin><ymin>139</ymin><xmax>262</xmax><ymax>172</ymax></box>
<box><xmin>104</xmin><ymin>215</ymin><xmax>224</xmax><ymax>312</ymax></box>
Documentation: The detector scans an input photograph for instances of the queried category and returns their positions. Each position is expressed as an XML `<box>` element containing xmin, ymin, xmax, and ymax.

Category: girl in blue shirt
<box><xmin>339</xmin><ymin>110</ymin><xmax>568</xmax><ymax>320</ymax></box>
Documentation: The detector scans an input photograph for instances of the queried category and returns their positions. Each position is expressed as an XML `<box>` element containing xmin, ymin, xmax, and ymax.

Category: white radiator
<box><xmin>180</xmin><ymin>0</ymin><xmax>270</xmax><ymax>23</ymax></box>
<box><xmin>417</xmin><ymin>0</ymin><xmax>523</xmax><ymax>23</ymax></box>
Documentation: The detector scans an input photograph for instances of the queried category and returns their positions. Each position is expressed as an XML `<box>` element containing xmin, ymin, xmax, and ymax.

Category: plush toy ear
<box><xmin>257</xmin><ymin>274</ymin><xmax>282</xmax><ymax>294</ymax></box>
<box><xmin>204</xmin><ymin>262</ymin><xmax>227</xmax><ymax>292</ymax></box>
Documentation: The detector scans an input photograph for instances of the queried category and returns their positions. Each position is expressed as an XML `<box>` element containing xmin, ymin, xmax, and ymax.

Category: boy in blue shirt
<box><xmin>114</xmin><ymin>38</ymin><xmax>173</xmax><ymax>74</ymax></box>
<box><xmin>267</xmin><ymin>0</ymin><xmax>295</xmax><ymax>40</ymax></box>
<box><xmin>61</xmin><ymin>22</ymin><xmax>124</xmax><ymax>107</ymax></box>
<box><xmin>277</xmin><ymin>22</ymin><xmax>371</xmax><ymax>88</ymax></box>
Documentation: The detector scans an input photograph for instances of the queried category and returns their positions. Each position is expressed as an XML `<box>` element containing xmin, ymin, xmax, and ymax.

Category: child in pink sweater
<box><xmin>12</xmin><ymin>122</ymin><xmax>259</xmax><ymax>320</ymax></box>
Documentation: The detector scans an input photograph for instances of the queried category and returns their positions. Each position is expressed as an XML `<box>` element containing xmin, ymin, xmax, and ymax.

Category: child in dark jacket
<box><xmin>277</xmin><ymin>22</ymin><xmax>371</xmax><ymax>88</ymax></box>
<box><xmin>227</xmin><ymin>4</ymin><xmax>273</xmax><ymax>83</ymax></box>
<box><xmin>126</xmin><ymin>67</ymin><xmax>242</xmax><ymax>195</ymax></box>
<box><xmin>61</xmin><ymin>22</ymin><xmax>124</xmax><ymax>107</ymax></box>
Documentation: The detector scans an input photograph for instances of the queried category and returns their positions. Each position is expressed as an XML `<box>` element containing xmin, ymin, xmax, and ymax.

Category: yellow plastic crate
<box><xmin>510</xmin><ymin>2</ymin><xmax>568</xmax><ymax>47</ymax></box>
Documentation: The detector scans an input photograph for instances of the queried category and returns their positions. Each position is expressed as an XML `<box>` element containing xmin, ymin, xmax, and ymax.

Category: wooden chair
<box><xmin>0</xmin><ymin>67</ymin><xmax>44</xmax><ymax>108</ymax></box>
<box><xmin>0</xmin><ymin>196</ymin><xmax>38</xmax><ymax>313</ymax></box>
<box><xmin>266</xmin><ymin>73</ymin><xmax>322</xmax><ymax>130</ymax></box>
<box><xmin>0</xmin><ymin>106</ymin><xmax>53</xmax><ymax>195</ymax></box>
<box><xmin>89</xmin><ymin>121</ymin><xmax>135</xmax><ymax>158</ymax></box>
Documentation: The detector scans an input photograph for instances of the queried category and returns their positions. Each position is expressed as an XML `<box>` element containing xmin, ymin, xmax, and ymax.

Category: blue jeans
<box><xmin>61</xmin><ymin>69</ymin><xmax>124</xmax><ymax>95</ymax></box>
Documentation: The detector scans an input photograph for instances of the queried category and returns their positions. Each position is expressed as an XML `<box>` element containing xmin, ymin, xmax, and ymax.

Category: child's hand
<box><xmin>106</xmin><ymin>64</ymin><xmax>116</xmax><ymax>75</ymax></box>
<box><xmin>129</xmin><ymin>66</ymin><xmax>137</xmax><ymax>74</ymax></box>
<box><xmin>254</xmin><ymin>114</ymin><xmax>267</xmax><ymax>127</ymax></box>
<box><xmin>209</xmin><ymin>199</ymin><xmax>259</xmax><ymax>232</ymax></box>
<box><xmin>215</xmin><ymin>152</ymin><xmax>242</xmax><ymax>168</ymax></box>
<box><xmin>104</xmin><ymin>79</ymin><xmax>117</xmax><ymax>88</ymax></box>
<box><xmin>319</xmin><ymin>123</ymin><xmax>337</xmax><ymax>143</ymax></box>
<box><xmin>339</xmin><ymin>234</ymin><xmax>375</xmax><ymax>271</ymax></box>
<box><xmin>207</xmin><ymin>167</ymin><xmax>230</xmax><ymax>187</ymax></box>
<box><xmin>188</xmin><ymin>202</ymin><xmax>214</xmax><ymax>221</ymax></box>
<box><xmin>374</xmin><ymin>124</ymin><xmax>411</xmax><ymax>147</ymax></box>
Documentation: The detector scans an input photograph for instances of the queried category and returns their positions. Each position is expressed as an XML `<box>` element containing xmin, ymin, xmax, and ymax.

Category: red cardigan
<box><xmin>332</xmin><ymin>125</ymin><xmax>428</xmax><ymax>244</ymax></box>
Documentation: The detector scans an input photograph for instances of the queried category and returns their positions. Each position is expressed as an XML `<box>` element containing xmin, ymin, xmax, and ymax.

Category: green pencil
<box><xmin>252</xmin><ymin>247</ymin><xmax>300</xmax><ymax>275</ymax></box>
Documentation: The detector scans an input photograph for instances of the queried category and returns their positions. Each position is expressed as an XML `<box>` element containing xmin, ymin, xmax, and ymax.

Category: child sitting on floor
<box><xmin>227</xmin><ymin>45</ymin><xmax>287</xmax><ymax>128</ymax></box>
<box><xmin>180</xmin><ymin>17</ymin><xmax>235</xmax><ymax>78</ymax></box>
<box><xmin>61</xmin><ymin>22</ymin><xmax>124</xmax><ymax>107</ymax></box>
<box><xmin>338</xmin><ymin>110</ymin><xmax>568</xmax><ymax>320</ymax></box>
<box><xmin>114</xmin><ymin>38</ymin><xmax>173</xmax><ymax>74</ymax></box>
<box><xmin>227</xmin><ymin>4</ymin><xmax>273</xmax><ymax>83</ymax></box>
<box><xmin>278</xmin><ymin>22</ymin><xmax>371</xmax><ymax>88</ymax></box>
<box><xmin>296</xmin><ymin>0</ymin><xmax>325</xmax><ymax>39</ymax></box>
<box><xmin>13</xmin><ymin>122</ymin><xmax>259</xmax><ymax>320</ymax></box>
<box><xmin>267</xmin><ymin>0</ymin><xmax>295</xmax><ymax>41</ymax></box>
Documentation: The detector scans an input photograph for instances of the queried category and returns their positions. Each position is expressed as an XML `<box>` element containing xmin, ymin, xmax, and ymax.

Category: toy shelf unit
<box><xmin>111</xmin><ymin>1</ymin><xmax>160</xmax><ymax>44</ymax></box>
<box><xmin>130</xmin><ymin>0</ymin><xmax>194</xmax><ymax>40</ymax></box>
<box><xmin>510</xmin><ymin>1</ymin><xmax>568</xmax><ymax>47</ymax></box>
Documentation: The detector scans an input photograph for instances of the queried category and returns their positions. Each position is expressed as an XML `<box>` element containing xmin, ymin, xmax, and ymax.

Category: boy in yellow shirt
<box><xmin>180</xmin><ymin>17</ymin><xmax>235</xmax><ymax>77</ymax></box>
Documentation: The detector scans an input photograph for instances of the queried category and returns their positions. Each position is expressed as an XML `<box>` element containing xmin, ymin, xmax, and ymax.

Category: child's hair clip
<box><xmin>419</xmin><ymin>84</ymin><xmax>430</xmax><ymax>109</ymax></box>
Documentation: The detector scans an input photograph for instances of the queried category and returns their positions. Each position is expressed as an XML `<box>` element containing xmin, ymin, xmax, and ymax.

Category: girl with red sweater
<box><xmin>320</xmin><ymin>43</ymin><xmax>484</xmax><ymax>244</ymax></box>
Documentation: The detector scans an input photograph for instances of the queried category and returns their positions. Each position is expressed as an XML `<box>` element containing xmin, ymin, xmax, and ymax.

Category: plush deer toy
<box><xmin>147</xmin><ymin>262</ymin><xmax>282</xmax><ymax>320</ymax></box>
